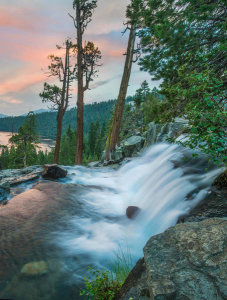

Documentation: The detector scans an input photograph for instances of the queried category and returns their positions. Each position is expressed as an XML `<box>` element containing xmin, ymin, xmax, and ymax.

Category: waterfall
<box><xmin>56</xmin><ymin>143</ymin><xmax>223</xmax><ymax>268</ymax></box>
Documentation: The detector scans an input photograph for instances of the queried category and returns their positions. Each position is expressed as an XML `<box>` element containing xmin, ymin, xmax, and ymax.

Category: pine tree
<box><xmin>69</xmin><ymin>1</ymin><xmax>102</xmax><ymax>165</ymax></box>
<box><xmin>40</xmin><ymin>40</ymin><xmax>76</xmax><ymax>164</ymax></box>
<box><xmin>9</xmin><ymin>112</ymin><xmax>39</xmax><ymax>168</ymax></box>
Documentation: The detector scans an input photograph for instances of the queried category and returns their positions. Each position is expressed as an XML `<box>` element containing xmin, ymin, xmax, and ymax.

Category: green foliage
<box><xmin>39</xmin><ymin>83</ymin><xmax>62</xmax><ymax>110</ymax></box>
<box><xmin>80</xmin><ymin>246</ymin><xmax>133</xmax><ymax>300</ymax></box>
<box><xmin>136</xmin><ymin>0</ymin><xmax>227</xmax><ymax>163</ymax></box>
<box><xmin>80</xmin><ymin>268</ymin><xmax>122</xmax><ymax>300</ymax></box>
<box><xmin>9</xmin><ymin>112</ymin><xmax>39</xmax><ymax>167</ymax></box>
<box><xmin>174</xmin><ymin>68</ymin><xmax>227</xmax><ymax>163</ymax></box>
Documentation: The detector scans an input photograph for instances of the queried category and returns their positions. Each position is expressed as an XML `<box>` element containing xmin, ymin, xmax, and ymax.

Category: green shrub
<box><xmin>80</xmin><ymin>267</ymin><xmax>122</xmax><ymax>300</ymax></box>
<box><xmin>80</xmin><ymin>247</ymin><xmax>133</xmax><ymax>299</ymax></box>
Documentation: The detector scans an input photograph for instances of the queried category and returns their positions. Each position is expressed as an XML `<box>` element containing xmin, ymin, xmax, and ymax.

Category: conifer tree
<box><xmin>9</xmin><ymin>112</ymin><xmax>39</xmax><ymax>168</ymax></box>
<box><xmin>69</xmin><ymin>0</ymin><xmax>102</xmax><ymax>165</ymax></box>
<box><xmin>40</xmin><ymin>40</ymin><xmax>76</xmax><ymax>164</ymax></box>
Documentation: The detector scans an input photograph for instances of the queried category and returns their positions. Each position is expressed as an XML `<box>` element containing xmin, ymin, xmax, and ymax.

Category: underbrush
<box><xmin>80</xmin><ymin>247</ymin><xmax>133</xmax><ymax>299</ymax></box>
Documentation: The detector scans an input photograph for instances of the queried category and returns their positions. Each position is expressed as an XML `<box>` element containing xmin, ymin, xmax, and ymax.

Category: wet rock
<box><xmin>21</xmin><ymin>261</ymin><xmax>49</xmax><ymax>277</ymax></box>
<box><xmin>42</xmin><ymin>164</ymin><xmax>67</xmax><ymax>179</ymax></box>
<box><xmin>123</xmin><ymin>136</ymin><xmax>145</xmax><ymax>157</ymax></box>
<box><xmin>143</xmin><ymin>218</ymin><xmax>227</xmax><ymax>300</ymax></box>
<box><xmin>0</xmin><ymin>182</ymin><xmax>10</xmax><ymax>204</ymax></box>
<box><xmin>126</xmin><ymin>206</ymin><xmax>141</xmax><ymax>219</ymax></box>
<box><xmin>88</xmin><ymin>161</ymin><xmax>100</xmax><ymax>168</ymax></box>
<box><xmin>212</xmin><ymin>170</ymin><xmax>227</xmax><ymax>189</ymax></box>
<box><xmin>178</xmin><ymin>187</ymin><xmax>227</xmax><ymax>223</ymax></box>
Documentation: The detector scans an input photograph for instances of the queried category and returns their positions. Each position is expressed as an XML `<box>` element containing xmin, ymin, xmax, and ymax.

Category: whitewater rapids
<box><xmin>55</xmin><ymin>143</ymin><xmax>223</xmax><ymax>268</ymax></box>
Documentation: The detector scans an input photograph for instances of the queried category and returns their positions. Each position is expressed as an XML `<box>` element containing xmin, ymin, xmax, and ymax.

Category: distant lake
<box><xmin>0</xmin><ymin>132</ymin><xmax>55</xmax><ymax>153</ymax></box>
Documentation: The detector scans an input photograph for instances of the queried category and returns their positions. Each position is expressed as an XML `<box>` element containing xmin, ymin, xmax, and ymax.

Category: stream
<box><xmin>0</xmin><ymin>143</ymin><xmax>223</xmax><ymax>300</ymax></box>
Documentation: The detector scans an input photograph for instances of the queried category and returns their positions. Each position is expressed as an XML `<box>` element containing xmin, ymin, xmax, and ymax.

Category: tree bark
<box><xmin>54</xmin><ymin>41</ymin><xmax>69</xmax><ymax>164</ymax></box>
<box><xmin>54</xmin><ymin>109</ymin><xmax>64</xmax><ymax>163</ymax></box>
<box><xmin>105</xmin><ymin>25</ymin><xmax>136</xmax><ymax>160</ymax></box>
<box><xmin>75</xmin><ymin>3</ymin><xmax>84</xmax><ymax>165</ymax></box>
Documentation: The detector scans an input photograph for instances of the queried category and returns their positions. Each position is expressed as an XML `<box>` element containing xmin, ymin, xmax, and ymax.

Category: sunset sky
<box><xmin>0</xmin><ymin>0</ymin><xmax>157</xmax><ymax>116</ymax></box>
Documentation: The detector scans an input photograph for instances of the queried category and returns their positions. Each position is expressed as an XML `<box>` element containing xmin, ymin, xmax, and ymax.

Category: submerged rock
<box><xmin>119</xmin><ymin>218</ymin><xmax>227</xmax><ymax>300</ymax></box>
<box><xmin>42</xmin><ymin>164</ymin><xmax>67</xmax><ymax>179</ymax></box>
<box><xmin>21</xmin><ymin>261</ymin><xmax>48</xmax><ymax>277</ymax></box>
<box><xmin>126</xmin><ymin>206</ymin><xmax>141</xmax><ymax>219</ymax></box>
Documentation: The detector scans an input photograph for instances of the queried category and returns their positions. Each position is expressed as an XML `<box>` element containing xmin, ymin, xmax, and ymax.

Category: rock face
<box><xmin>115</xmin><ymin>258</ymin><xmax>150</xmax><ymax>300</ymax></box>
<box><xmin>123</xmin><ymin>135</ymin><xmax>145</xmax><ymax>157</ymax></box>
<box><xmin>126</xmin><ymin>206</ymin><xmax>141</xmax><ymax>219</ymax></box>
<box><xmin>145</xmin><ymin>118</ymin><xmax>188</xmax><ymax>146</ymax></box>
<box><xmin>119</xmin><ymin>218</ymin><xmax>227</xmax><ymax>300</ymax></box>
<box><xmin>42</xmin><ymin>164</ymin><xmax>67</xmax><ymax>179</ymax></box>
<box><xmin>178</xmin><ymin>187</ymin><xmax>227</xmax><ymax>223</ymax></box>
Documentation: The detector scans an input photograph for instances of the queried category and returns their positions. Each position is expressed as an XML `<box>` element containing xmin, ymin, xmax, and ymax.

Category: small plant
<box><xmin>80</xmin><ymin>267</ymin><xmax>122</xmax><ymax>300</ymax></box>
<box><xmin>80</xmin><ymin>246</ymin><xmax>133</xmax><ymax>299</ymax></box>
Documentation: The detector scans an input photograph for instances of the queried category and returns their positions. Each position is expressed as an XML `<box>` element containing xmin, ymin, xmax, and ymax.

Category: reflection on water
<box><xmin>0</xmin><ymin>143</ymin><xmax>224</xmax><ymax>300</ymax></box>
<box><xmin>0</xmin><ymin>132</ymin><xmax>54</xmax><ymax>153</ymax></box>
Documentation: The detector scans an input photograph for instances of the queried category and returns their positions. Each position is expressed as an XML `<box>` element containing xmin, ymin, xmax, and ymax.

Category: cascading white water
<box><xmin>56</xmin><ymin>143</ymin><xmax>224</xmax><ymax>268</ymax></box>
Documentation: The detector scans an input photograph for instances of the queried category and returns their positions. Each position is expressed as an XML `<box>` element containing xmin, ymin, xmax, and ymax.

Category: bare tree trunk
<box><xmin>54</xmin><ymin>110</ymin><xmax>63</xmax><ymax>164</ymax></box>
<box><xmin>54</xmin><ymin>41</ymin><xmax>69</xmax><ymax>164</ymax></box>
<box><xmin>75</xmin><ymin>3</ymin><xmax>84</xmax><ymax>165</ymax></box>
<box><xmin>105</xmin><ymin>25</ymin><xmax>136</xmax><ymax>160</ymax></box>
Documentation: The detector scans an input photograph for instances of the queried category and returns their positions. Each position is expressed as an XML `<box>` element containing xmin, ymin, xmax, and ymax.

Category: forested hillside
<box><xmin>0</xmin><ymin>100</ymin><xmax>115</xmax><ymax>139</ymax></box>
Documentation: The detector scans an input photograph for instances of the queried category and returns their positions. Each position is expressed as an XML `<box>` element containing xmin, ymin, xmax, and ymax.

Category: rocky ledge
<box><xmin>0</xmin><ymin>166</ymin><xmax>42</xmax><ymax>204</ymax></box>
<box><xmin>0</xmin><ymin>165</ymin><xmax>68</xmax><ymax>204</ymax></box>
<box><xmin>118</xmin><ymin>218</ymin><xmax>227</xmax><ymax>300</ymax></box>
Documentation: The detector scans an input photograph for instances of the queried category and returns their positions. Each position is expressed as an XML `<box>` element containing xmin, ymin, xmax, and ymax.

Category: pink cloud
<box><xmin>0</xmin><ymin>69</ymin><xmax>46</xmax><ymax>96</ymax></box>
<box><xmin>1</xmin><ymin>95</ymin><xmax>22</xmax><ymax>105</ymax></box>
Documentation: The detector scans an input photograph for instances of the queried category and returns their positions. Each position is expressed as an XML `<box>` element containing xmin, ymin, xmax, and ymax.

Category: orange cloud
<box><xmin>1</xmin><ymin>96</ymin><xmax>22</xmax><ymax>104</ymax></box>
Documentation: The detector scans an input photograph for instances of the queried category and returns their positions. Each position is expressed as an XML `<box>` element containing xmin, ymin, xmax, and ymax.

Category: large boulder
<box><xmin>144</xmin><ymin>218</ymin><xmax>227</xmax><ymax>300</ymax></box>
<box><xmin>119</xmin><ymin>218</ymin><xmax>227</xmax><ymax>300</ymax></box>
<box><xmin>123</xmin><ymin>135</ymin><xmax>145</xmax><ymax>157</ymax></box>
<box><xmin>42</xmin><ymin>164</ymin><xmax>67</xmax><ymax>179</ymax></box>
